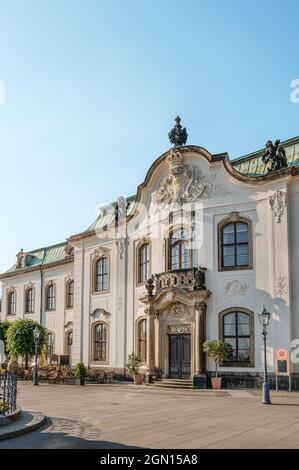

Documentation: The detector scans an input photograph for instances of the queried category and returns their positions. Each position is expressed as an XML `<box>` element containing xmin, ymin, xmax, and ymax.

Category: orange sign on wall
<box><xmin>275</xmin><ymin>349</ymin><xmax>290</xmax><ymax>376</ymax></box>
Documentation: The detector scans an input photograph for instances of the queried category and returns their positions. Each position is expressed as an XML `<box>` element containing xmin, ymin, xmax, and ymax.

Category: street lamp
<box><xmin>258</xmin><ymin>306</ymin><xmax>271</xmax><ymax>405</ymax></box>
<box><xmin>33</xmin><ymin>326</ymin><xmax>41</xmax><ymax>386</ymax></box>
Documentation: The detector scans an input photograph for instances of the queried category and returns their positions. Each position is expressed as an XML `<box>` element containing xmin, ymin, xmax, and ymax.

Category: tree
<box><xmin>0</xmin><ymin>320</ymin><xmax>11</xmax><ymax>355</ymax></box>
<box><xmin>75</xmin><ymin>362</ymin><xmax>87</xmax><ymax>386</ymax></box>
<box><xmin>125</xmin><ymin>352</ymin><xmax>142</xmax><ymax>377</ymax></box>
<box><xmin>203</xmin><ymin>340</ymin><xmax>232</xmax><ymax>378</ymax></box>
<box><xmin>6</xmin><ymin>319</ymin><xmax>47</xmax><ymax>369</ymax></box>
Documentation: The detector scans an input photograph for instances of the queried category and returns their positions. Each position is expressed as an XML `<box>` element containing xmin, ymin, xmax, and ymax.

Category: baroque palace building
<box><xmin>1</xmin><ymin>117</ymin><xmax>299</xmax><ymax>387</ymax></box>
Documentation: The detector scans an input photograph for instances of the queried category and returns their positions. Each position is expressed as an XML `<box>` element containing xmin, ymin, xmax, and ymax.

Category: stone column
<box><xmin>195</xmin><ymin>301</ymin><xmax>207</xmax><ymax>374</ymax></box>
<box><xmin>154</xmin><ymin>312</ymin><xmax>161</xmax><ymax>371</ymax></box>
<box><xmin>146</xmin><ymin>303</ymin><xmax>156</xmax><ymax>382</ymax></box>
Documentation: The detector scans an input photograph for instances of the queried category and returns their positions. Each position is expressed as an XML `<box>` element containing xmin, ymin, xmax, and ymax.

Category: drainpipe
<box><xmin>40</xmin><ymin>267</ymin><xmax>44</xmax><ymax>325</ymax></box>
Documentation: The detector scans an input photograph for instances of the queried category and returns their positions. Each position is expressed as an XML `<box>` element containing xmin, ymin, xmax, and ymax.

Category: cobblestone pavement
<box><xmin>1</xmin><ymin>383</ymin><xmax>299</xmax><ymax>449</ymax></box>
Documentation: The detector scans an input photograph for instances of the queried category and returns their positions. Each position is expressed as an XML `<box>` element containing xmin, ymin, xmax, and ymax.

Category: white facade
<box><xmin>1</xmin><ymin>137</ymin><xmax>299</xmax><ymax>386</ymax></box>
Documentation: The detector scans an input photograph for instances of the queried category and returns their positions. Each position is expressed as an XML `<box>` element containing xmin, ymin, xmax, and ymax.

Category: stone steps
<box><xmin>148</xmin><ymin>379</ymin><xmax>195</xmax><ymax>389</ymax></box>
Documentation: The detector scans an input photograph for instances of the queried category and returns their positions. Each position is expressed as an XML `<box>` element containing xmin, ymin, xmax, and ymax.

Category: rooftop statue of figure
<box><xmin>262</xmin><ymin>139</ymin><xmax>288</xmax><ymax>173</ymax></box>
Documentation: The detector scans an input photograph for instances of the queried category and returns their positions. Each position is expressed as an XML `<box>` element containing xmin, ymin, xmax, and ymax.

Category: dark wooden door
<box><xmin>169</xmin><ymin>334</ymin><xmax>191</xmax><ymax>379</ymax></box>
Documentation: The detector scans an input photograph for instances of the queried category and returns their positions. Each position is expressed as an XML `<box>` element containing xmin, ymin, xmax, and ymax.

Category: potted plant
<box><xmin>125</xmin><ymin>352</ymin><xmax>143</xmax><ymax>385</ymax></box>
<box><xmin>203</xmin><ymin>340</ymin><xmax>232</xmax><ymax>389</ymax></box>
<box><xmin>75</xmin><ymin>362</ymin><xmax>86</xmax><ymax>386</ymax></box>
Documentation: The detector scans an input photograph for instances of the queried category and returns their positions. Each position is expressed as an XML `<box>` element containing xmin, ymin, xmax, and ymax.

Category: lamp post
<box><xmin>258</xmin><ymin>306</ymin><xmax>271</xmax><ymax>405</ymax></box>
<box><xmin>33</xmin><ymin>326</ymin><xmax>40</xmax><ymax>386</ymax></box>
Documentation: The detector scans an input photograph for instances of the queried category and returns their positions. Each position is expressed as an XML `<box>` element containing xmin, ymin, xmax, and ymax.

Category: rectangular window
<box><xmin>221</xmin><ymin>221</ymin><xmax>250</xmax><ymax>270</ymax></box>
<box><xmin>95</xmin><ymin>258</ymin><xmax>108</xmax><ymax>292</ymax></box>
<box><xmin>47</xmin><ymin>285</ymin><xmax>56</xmax><ymax>310</ymax></box>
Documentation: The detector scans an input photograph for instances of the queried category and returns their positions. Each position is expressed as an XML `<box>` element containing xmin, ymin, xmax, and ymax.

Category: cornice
<box><xmin>0</xmin><ymin>258</ymin><xmax>74</xmax><ymax>281</ymax></box>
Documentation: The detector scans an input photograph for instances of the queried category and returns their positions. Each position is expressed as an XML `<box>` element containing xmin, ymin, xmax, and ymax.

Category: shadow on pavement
<box><xmin>0</xmin><ymin>417</ymin><xmax>141</xmax><ymax>449</ymax></box>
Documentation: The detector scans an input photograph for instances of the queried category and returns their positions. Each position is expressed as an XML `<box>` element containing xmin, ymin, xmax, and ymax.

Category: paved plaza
<box><xmin>1</xmin><ymin>382</ymin><xmax>299</xmax><ymax>449</ymax></box>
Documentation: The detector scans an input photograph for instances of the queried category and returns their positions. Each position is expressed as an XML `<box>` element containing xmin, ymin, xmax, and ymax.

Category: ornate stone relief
<box><xmin>64</xmin><ymin>321</ymin><xmax>73</xmax><ymax>329</ymax></box>
<box><xmin>166</xmin><ymin>303</ymin><xmax>189</xmax><ymax>320</ymax></box>
<box><xmin>24</xmin><ymin>281</ymin><xmax>34</xmax><ymax>290</ymax></box>
<box><xmin>224</xmin><ymin>280</ymin><xmax>249</xmax><ymax>297</ymax></box>
<box><xmin>93</xmin><ymin>246</ymin><xmax>109</xmax><ymax>258</ymax></box>
<box><xmin>90</xmin><ymin>308</ymin><xmax>111</xmax><ymax>322</ymax></box>
<box><xmin>274</xmin><ymin>273</ymin><xmax>287</xmax><ymax>298</ymax></box>
<box><xmin>65</xmin><ymin>273</ymin><xmax>73</xmax><ymax>283</ymax></box>
<box><xmin>269</xmin><ymin>191</ymin><xmax>287</xmax><ymax>223</ymax></box>
<box><xmin>116</xmin><ymin>239</ymin><xmax>125</xmax><ymax>260</ymax></box>
<box><xmin>168</xmin><ymin>324</ymin><xmax>191</xmax><ymax>334</ymax></box>
<box><xmin>151</xmin><ymin>149</ymin><xmax>230</xmax><ymax>206</ymax></box>
<box><xmin>118</xmin><ymin>297</ymin><xmax>124</xmax><ymax>314</ymax></box>
<box><xmin>137</xmin><ymin>291</ymin><xmax>147</xmax><ymax>308</ymax></box>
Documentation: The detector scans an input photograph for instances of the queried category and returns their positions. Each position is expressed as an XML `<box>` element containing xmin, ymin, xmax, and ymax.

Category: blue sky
<box><xmin>0</xmin><ymin>0</ymin><xmax>298</xmax><ymax>274</ymax></box>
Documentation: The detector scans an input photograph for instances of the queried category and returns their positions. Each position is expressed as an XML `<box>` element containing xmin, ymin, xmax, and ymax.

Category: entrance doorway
<box><xmin>169</xmin><ymin>334</ymin><xmax>191</xmax><ymax>379</ymax></box>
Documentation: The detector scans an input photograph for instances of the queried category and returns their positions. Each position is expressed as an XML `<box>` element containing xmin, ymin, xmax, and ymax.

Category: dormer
<box><xmin>16</xmin><ymin>249</ymin><xmax>28</xmax><ymax>270</ymax></box>
<box><xmin>64</xmin><ymin>244</ymin><xmax>75</xmax><ymax>258</ymax></box>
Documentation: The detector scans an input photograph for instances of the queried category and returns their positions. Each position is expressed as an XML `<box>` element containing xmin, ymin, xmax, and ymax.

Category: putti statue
<box><xmin>168</xmin><ymin>115</ymin><xmax>188</xmax><ymax>147</ymax></box>
<box><xmin>262</xmin><ymin>139</ymin><xmax>288</xmax><ymax>173</ymax></box>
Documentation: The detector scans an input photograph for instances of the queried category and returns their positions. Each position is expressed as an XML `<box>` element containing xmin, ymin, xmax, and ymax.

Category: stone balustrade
<box><xmin>154</xmin><ymin>267</ymin><xmax>206</xmax><ymax>293</ymax></box>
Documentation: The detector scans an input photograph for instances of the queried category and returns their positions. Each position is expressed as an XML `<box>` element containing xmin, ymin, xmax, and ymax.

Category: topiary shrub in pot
<box><xmin>75</xmin><ymin>362</ymin><xmax>87</xmax><ymax>386</ymax></box>
<box><xmin>125</xmin><ymin>352</ymin><xmax>143</xmax><ymax>385</ymax></box>
<box><xmin>203</xmin><ymin>340</ymin><xmax>232</xmax><ymax>389</ymax></box>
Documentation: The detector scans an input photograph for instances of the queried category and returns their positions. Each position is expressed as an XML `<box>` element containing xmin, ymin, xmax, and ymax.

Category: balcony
<box><xmin>154</xmin><ymin>267</ymin><xmax>206</xmax><ymax>294</ymax></box>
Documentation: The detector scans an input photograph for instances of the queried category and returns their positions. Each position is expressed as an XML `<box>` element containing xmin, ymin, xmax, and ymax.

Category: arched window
<box><xmin>220</xmin><ymin>221</ymin><xmax>250</xmax><ymax>270</ymax></box>
<box><xmin>93</xmin><ymin>322</ymin><xmax>108</xmax><ymax>362</ymax></box>
<box><xmin>46</xmin><ymin>283</ymin><xmax>56</xmax><ymax>311</ymax></box>
<box><xmin>138</xmin><ymin>243</ymin><xmax>150</xmax><ymax>284</ymax></box>
<box><xmin>8</xmin><ymin>290</ymin><xmax>16</xmax><ymax>315</ymax></box>
<box><xmin>138</xmin><ymin>319</ymin><xmax>147</xmax><ymax>363</ymax></box>
<box><xmin>25</xmin><ymin>288</ymin><xmax>35</xmax><ymax>313</ymax></box>
<box><xmin>66</xmin><ymin>330</ymin><xmax>73</xmax><ymax>361</ymax></box>
<box><xmin>219</xmin><ymin>309</ymin><xmax>254</xmax><ymax>366</ymax></box>
<box><xmin>66</xmin><ymin>280</ymin><xmax>74</xmax><ymax>308</ymax></box>
<box><xmin>169</xmin><ymin>228</ymin><xmax>191</xmax><ymax>270</ymax></box>
<box><xmin>94</xmin><ymin>257</ymin><xmax>108</xmax><ymax>292</ymax></box>
<box><xmin>47</xmin><ymin>332</ymin><xmax>54</xmax><ymax>359</ymax></box>
<box><xmin>20</xmin><ymin>256</ymin><xmax>25</xmax><ymax>269</ymax></box>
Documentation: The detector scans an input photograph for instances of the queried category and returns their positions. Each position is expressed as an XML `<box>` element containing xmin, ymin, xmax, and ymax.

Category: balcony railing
<box><xmin>153</xmin><ymin>267</ymin><xmax>206</xmax><ymax>295</ymax></box>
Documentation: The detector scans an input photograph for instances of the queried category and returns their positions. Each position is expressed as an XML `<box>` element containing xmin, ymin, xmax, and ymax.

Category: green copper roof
<box><xmin>231</xmin><ymin>136</ymin><xmax>299</xmax><ymax>177</ymax></box>
<box><xmin>5</xmin><ymin>242</ymin><xmax>71</xmax><ymax>275</ymax></box>
<box><xmin>83</xmin><ymin>195</ymin><xmax>136</xmax><ymax>234</ymax></box>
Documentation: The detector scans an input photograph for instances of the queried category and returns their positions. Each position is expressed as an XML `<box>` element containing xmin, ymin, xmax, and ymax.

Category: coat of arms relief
<box><xmin>151</xmin><ymin>149</ymin><xmax>230</xmax><ymax>206</ymax></box>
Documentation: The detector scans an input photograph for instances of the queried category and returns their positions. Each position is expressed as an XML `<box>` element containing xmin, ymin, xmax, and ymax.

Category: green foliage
<box><xmin>203</xmin><ymin>340</ymin><xmax>232</xmax><ymax>377</ymax></box>
<box><xmin>125</xmin><ymin>352</ymin><xmax>142</xmax><ymax>376</ymax></box>
<box><xmin>75</xmin><ymin>362</ymin><xmax>86</xmax><ymax>378</ymax></box>
<box><xmin>6</xmin><ymin>319</ymin><xmax>47</xmax><ymax>368</ymax></box>
<box><xmin>0</xmin><ymin>320</ymin><xmax>10</xmax><ymax>355</ymax></box>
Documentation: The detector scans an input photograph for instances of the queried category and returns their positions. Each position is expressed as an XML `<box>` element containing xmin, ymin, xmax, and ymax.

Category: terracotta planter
<box><xmin>211</xmin><ymin>377</ymin><xmax>222</xmax><ymax>389</ymax></box>
<box><xmin>134</xmin><ymin>374</ymin><xmax>143</xmax><ymax>385</ymax></box>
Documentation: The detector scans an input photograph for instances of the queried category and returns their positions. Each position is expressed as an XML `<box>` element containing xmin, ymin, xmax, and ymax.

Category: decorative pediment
<box><xmin>64</xmin><ymin>321</ymin><xmax>73</xmax><ymax>329</ymax></box>
<box><xmin>151</xmin><ymin>149</ymin><xmax>230</xmax><ymax>206</ymax></box>
<box><xmin>93</xmin><ymin>246</ymin><xmax>110</xmax><ymax>258</ymax></box>
<box><xmin>90</xmin><ymin>308</ymin><xmax>111</xmax><ymax>322</ymax></box>
<box><xmin>24</xmin><ymin>281</ymin><xmax>34</xmax><ymax>290</ymax></box>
